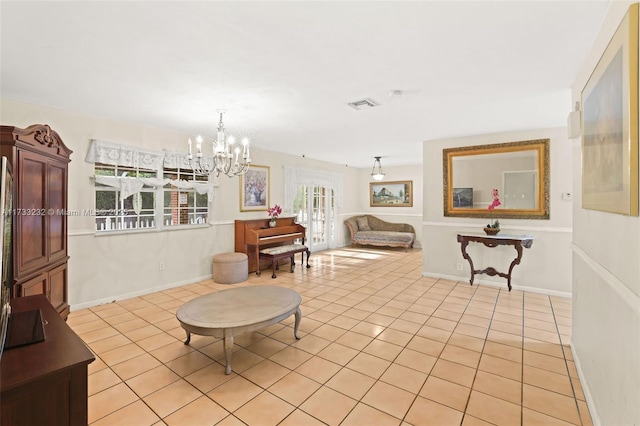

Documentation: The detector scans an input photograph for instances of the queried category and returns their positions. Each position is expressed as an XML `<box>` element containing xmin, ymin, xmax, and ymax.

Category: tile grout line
<box><xmin>458</xmin><ymin>283</ymin><xmax>501</xmax><ymax>426</ymax></box>
<box><xmin>550</xmin><ymin>294</ymin><xmax>585</xmax><ymax>426</ymax></box>
<box><xmin>521</xmin><ymin>290</ymin><xmax>526</xmax><ymax>426</ymax></box>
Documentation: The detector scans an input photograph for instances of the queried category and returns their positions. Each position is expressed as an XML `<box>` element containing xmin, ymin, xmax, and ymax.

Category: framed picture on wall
<box><xmin>581</xmin><ymin>3</ymin><xmax>638</xmax><ymax>216</ymax></box>
<box><xmin>370</xmin><ymin>180</ymin><xmax>413</xmax><ymax>207</ymax></box>
<box><xmin>453</xmin><ymin>187</ymin><xmax>473</xmax><ymax>208</ymax></box>
<box><xmin>240</xmin><ymin>165</ymin><xmax>269</xmax><ymax>212</ymax></box>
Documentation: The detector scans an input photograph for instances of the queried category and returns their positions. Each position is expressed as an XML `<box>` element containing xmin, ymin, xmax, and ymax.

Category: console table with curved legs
<box><xmin>456</xmin><ymin>233</ymin><xmax>534</xmax><ymax>291</ymax></box>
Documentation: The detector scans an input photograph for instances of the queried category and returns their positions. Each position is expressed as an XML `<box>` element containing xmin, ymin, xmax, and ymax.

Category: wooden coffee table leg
<box><xmin>223</xmin><ymin>329</ymin><xmax>234</xmax><ymax>375</ymax></box>
<box><xmin>293</xmin><ymin>307</ymin><xmax>302</xmax><ymax>339</ymax></box>
<box><xmin>183</xmin><ymin>330</ymin><xmax>191</xmax><ymax>345</ymax></box>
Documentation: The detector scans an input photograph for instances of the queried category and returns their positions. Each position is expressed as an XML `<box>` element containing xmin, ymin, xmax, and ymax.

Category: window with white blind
<box><xmin>87</xmin><ymin>140</ymin><xmax>212</xmax><ymax>233</ymax></box>
<box><xmin>94</xmin><ymin>163</ymin><xmax>157</xmax><ymax>231</ymax></box>
<box><xmin>162</xmin><ymin>166</ymin><xmax>209</xmax><ymax>227</ymax></box>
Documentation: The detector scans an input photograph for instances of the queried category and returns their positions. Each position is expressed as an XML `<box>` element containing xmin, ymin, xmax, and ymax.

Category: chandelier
<box><xmin>371</xmin><ymin>156</ymin><xmax>385</xmax><ymax>181</ymax></box>
<box><xmin>187</xmin><ymin>110</ymin><xmax>251</xmax><ymax>177</ymax></box>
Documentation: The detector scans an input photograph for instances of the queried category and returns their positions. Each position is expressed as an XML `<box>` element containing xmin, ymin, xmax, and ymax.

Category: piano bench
<box><xmin>212</xmin><ymin>252</ymin><xmax>249</xmax><ymax>284</ymax></box>
<box><xmin>258</xmin><ymin>244</ymin><xmax>311</xmax><ymax>279</ymax></box>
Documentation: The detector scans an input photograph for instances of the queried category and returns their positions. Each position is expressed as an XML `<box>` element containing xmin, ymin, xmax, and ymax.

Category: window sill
<box><xmin>94</xmin><ymin>223</ymin><xmax>210</xmax><ymax>236</ymax></box>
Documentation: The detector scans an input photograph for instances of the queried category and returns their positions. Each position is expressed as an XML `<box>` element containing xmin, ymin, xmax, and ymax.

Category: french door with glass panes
<box><xmin>293</xmin><ymin>185</ymin><xmax>335</xmax><ymax>252</ymax></box>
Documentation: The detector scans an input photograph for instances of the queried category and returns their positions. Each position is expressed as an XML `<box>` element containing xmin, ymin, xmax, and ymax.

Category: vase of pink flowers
<box><xmin>484</xmin><ymin>188</ymin><xmax>501</xmax><ymax>235</ymax></box>
<box><xmin>268</xmin><ymin>204</ymin><xmax>282</xmax><ymax>227</ymax></box>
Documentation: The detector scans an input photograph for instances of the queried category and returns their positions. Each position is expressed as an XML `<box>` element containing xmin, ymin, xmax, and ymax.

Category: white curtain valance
<box><xmin>93</xmin><ymin>176</ymin><xmax>212</xmax><ymax>201</ymax></box>
<box><xmin>162</xmin><ymin>149</ymin><xmax>214</xmax><ymax>171</ymax></box>
<box><xmin>85</xmin><ymin>139</ymin><xmax>165</xmax><ymax>169</ymax></box>
<box><xmin>84</xmin><ymin>140</ymin><xmax>215</xmax><ymax>173</ymax></box>
<box><xmin>284</xmin><ymin>166</ymin><xmax>344</xmax><ymax>209</ymax></box>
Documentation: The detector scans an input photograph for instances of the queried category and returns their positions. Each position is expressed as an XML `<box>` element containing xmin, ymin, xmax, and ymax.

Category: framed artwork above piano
<box><xmin>234</xmin><ymin>217</ymin><xmax>306</xmax><ymax>273</ymax></box>
<box><xmin>240</xmin><ymin>165</ymin><xmax>270</xmax><ymax>212</ymax></box>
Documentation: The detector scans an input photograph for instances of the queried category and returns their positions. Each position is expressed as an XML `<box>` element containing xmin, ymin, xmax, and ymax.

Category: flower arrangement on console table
<box><xmin>268</xmin><ymin>204</ymin><xmax>282</xmax><ymax>227</ymax></box>
<box><xmin>484</xmin><ymin>188</ymin><xmax>501</xmax><ymax>235</ymax></box>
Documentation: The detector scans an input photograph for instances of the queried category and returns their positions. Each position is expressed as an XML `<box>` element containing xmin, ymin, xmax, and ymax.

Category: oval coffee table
<box><xmin>176</xmin><ymin>285</ymin><xmax>302</xmax><ymax>374</ymax></box>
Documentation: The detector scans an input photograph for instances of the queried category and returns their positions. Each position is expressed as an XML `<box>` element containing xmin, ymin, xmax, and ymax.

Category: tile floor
<box><xmin>68</xmin><ymin>247</ymin><xmax>593</xmax><ymax>426</ymax></box>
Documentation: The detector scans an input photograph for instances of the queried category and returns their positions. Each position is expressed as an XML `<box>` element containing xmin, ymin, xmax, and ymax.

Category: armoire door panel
<box><xmin>48</xmin><ymin>263</ymin><xmax>67</xmax><ymax>314</ymax></box>
<box><xmin>48</xmin><ymin>161</ymin><xmax>67</xmax><ymax>261</ymax></box>
<box><xmin>17</xmin><ymin>151</ymin><xmax>47</xmax><ymax>273</ymax></box>
<box><xmin>18</xmin><ymin>272</ymin><xmax>48</xmax><ymax>298</ymax></box>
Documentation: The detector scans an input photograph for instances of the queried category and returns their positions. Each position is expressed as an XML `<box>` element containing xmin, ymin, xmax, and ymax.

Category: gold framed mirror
<box><xmin>443</xmin><ymin>138</ymin><xmax>550</xmax><ymax>219</ymax></box>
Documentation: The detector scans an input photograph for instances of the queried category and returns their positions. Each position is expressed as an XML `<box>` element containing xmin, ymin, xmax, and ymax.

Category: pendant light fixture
<box><xmin>371</xmin><ymin>156</ymin><xmax>385</xmax><ymax>181</ymax></box>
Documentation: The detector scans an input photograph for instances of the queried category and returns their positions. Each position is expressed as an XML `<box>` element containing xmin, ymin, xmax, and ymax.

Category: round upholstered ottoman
<box><xmin>212</xmin><ymin>252</ymin><xmax>248</xmax><ymax>284</ymax></box>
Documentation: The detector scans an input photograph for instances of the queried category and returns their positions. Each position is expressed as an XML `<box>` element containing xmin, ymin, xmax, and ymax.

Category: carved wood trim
<box><xmin>33</xmin><ymin>126</ymin><xmax>60</xmax><ymax>147</ymax></box>
<box><xmin>4</xmin><ymin>124</ymin><xmax>72</xmax><ymax>158</ymax></box>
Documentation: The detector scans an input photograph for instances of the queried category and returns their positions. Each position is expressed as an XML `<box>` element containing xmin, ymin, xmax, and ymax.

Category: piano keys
<box><xmin>235</xmin><ymin>218</ymin><xmax>306</xmax><ymax>273</ymax></box>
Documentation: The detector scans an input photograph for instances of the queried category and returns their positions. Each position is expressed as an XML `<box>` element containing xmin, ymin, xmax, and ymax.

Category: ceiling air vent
<box><xmin>347</xmin><ymin>98</ymin><xmax>379</xmax><ymax>110</ymax></box>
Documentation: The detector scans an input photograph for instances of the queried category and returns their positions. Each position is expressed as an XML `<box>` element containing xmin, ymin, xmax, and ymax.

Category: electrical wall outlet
<box><xmin>561</xmin><ymin>192</ymin><xmax>573</xmax><ymax>201</ymax></box>
<box><xmin>159</xmin><ymin>261</ymin><xmax>166</xmax><ymax>271</ymax></box>
<box><xmin>456</xmin><ymin>262</ymin><xmax>464</xmax><ymax>271</ymax></box>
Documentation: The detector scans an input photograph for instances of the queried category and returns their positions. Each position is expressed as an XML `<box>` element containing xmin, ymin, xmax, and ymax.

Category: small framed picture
<box><xmin>453</xmin><ymin>188</ymin><xmax>473</xmax><ymax>208</ymax></box>
<box><xmin>240</xmin><ymin>165</ymin><xmax>269</xmax><ymax>211</ymax></box>
<box><xmin>370</xmin><ymin>180</ymin><xmax>413</xmax><ymax>207</ymax></box>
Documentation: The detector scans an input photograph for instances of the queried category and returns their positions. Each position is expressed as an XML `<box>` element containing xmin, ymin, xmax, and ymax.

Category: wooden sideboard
<box><xmin>1</xmin><ymin>295</ymin><xmax>95</xmax><ymax>425</ymax></box>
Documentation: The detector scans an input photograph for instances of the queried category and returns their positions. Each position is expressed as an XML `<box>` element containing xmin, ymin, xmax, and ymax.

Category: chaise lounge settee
<box><xmin>345</xmin><ymin>215</ymin><xmax>415</xmax><ymax>250</ymax></box>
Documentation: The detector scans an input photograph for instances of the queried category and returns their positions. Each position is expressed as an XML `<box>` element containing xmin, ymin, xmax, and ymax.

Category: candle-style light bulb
<box><xmin>228</xmin><ymin>136</ymin><xmax>235</xmax><ymax>155</ymax></box>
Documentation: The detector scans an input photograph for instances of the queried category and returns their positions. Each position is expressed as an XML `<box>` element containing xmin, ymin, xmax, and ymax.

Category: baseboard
<box><xmin>69</xmin><ymin>274</ymin><xmax>212</xmax><ymax>311</ymax></box>
<box><xmin>422</xmin><ymin>272</ymin><xmax>572</xmax><ymax>298</ymax></box>
<box><xmin>570</xmin><ymin>341</ymin><xmax>601</xmax><ymax>426</ymax></box>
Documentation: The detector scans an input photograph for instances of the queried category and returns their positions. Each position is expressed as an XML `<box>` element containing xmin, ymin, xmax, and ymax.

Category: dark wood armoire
<box><xmin>0</xmin><ymin>124</ymin><xmax>72</xmax><ymax>319</ymax></box>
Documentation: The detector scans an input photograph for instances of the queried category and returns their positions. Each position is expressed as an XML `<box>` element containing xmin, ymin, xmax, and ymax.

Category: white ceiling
<box><xmin>1</xmin><ymin>1</ymin><xmax>608</xmax><ymax>168</ymax></box>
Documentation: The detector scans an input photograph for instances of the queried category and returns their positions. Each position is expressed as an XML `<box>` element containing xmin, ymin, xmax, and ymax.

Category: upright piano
<box><xmin>235</xmin><ymin>217</ymin><xmax>306</xmax><ymax>273</ymax></box>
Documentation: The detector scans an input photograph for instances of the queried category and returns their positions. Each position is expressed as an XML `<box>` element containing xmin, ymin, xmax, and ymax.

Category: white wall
<box><xmin>1</xmin><ymin>99</ymin><xmax>361</xmax><ymax>309</ymax></box>
<box><xmin>422</xmin><ymin>127</ymin><xmax>573</xmax><ymax>296</ymax></box>
<box><xmin>570</xmin><ymin>2</ymin><xmax>640</xmax><ymax>425</ymax></box>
